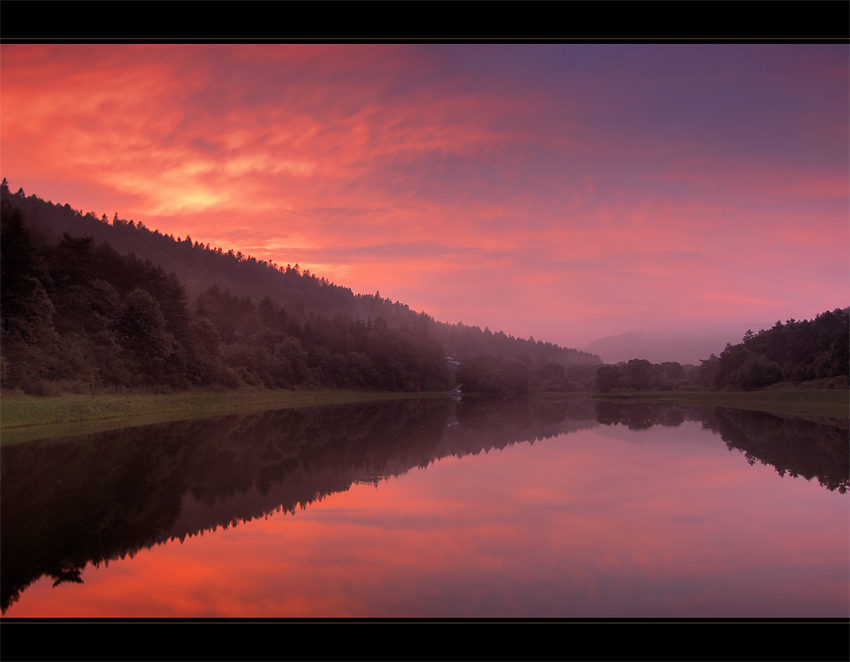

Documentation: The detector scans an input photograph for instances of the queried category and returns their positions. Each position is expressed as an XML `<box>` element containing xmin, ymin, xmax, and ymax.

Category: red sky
<box><xmin>1</xmin><ymin>44</ymin><xmax>847</xmax><ymax>346</ymax></box>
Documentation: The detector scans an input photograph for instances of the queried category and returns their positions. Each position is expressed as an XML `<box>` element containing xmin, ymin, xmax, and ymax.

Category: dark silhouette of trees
<box><xmin>117</xmin><ymin>289</ymin><xmax>176</xmax><ymax>383</ymax></box>
<box><xmin>705</xmin><ymin>310</ymin><xmax>849</xmax><ymax>390</ymax></box>
<box><xmin>10</xmin><ymin>180</ymin><xmax>843</xmax><ymax>396</ymax></box>
<box><xmin>594</xmin><ymin>365</ymin><xmax>622</xmax><ymax>393</ymax></box>
<box><xmin>0</xmin><ymin>180</ymin><xmax>601</xmax><ymax>378</ymax></box>
<box><xmin>456</xmin><ymin>355</ymin><xmax>531</xmax><ymax>395</ymax></box>
<box><xmin>0</xmin><ymin>194</ymin><xmax>458</xmax><ymax>393</ymax></box>
<box><xmin>588</xmin><ymin>310</ymin><xmax>848</xmax><ymax>393</ymax></box>
<box><xmin>0</xmin><ymin>200</ymin><xmax>58</xmax><ymax>390</ymax></box>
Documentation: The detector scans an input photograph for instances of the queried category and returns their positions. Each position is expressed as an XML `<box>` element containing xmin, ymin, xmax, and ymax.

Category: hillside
<box><xmin>0</xmin><ymin>180</ymin><xmax>600</xmax><ymax>369</ymax></box>
<box><xmin>593</xmin><ymin>310</ymin><xmax>849</xmax><ymax>393</ymax></box>
<box><xmin>701</xmin><ymin>311</ymin><xmax>850</xmax><ymax>391</ymax></box>
<box><xmin>0</xmin><ymin>182</ymin><xmax>600</xmax><ymax>395</ymax></box>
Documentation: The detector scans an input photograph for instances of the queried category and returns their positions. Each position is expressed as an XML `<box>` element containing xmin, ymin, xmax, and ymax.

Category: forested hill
<box><xmin>592</xmin><ymin>309</ymin><xmax>849</xmax><ymax>393</ymax></box>
<box><xmin>0</xmin><ymin>183</ymin><xmax>600</xmax><ymax>395</ymax></box>
<box><xmin>699</xmin><ymin>310</ymin><xmax>849</xmax><ymax>391</ymax></box>
<box><xmin>0</xmin><ymin>181</ymin><xmax>599</xmax><ymax>368</ymax></box>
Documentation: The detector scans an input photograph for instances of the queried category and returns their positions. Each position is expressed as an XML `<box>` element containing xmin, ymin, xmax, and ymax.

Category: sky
<box><xmin>1</xmin><ymin>44</ymin><xmax>847</xmax><ymax>347</ymax></box>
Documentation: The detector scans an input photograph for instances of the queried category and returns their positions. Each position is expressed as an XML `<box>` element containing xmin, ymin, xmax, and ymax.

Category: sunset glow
<box><xmin>1</xmin><ymin>44</ymin><xmax>847</xmax><ymax>345</ymax></box>
<box><xmin>5</xmin><ymin>425</ymin><xmax>846</xmax><ymax>618</ymax></box>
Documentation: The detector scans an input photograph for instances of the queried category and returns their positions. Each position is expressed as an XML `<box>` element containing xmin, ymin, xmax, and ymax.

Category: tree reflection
<box><xmin>594</xmin><ymin>401</ymin><xmax>688</xmax><ymax>430</ymax></box>
<box><xmin>698</xmin><ymin>409</ymin><xmax>849</xmax><ymax>494</ymax></box>
<box><xmin>49</xmin><ymin>567</ymin><xmax>84</xmax><ymax>588</ymax></box>
<box><xmin>1</xmin><ymin>396</ymin><xmax>585</xmax><ymax>611</ymax></box>
<box><xmin>2</xmin><ymin>395</ymin><xmax>846</xmax><ymax>612</ymax></box>
<box><xmin>592</xmin><ymin>400</ymin><xmax>848</xmax><ymax>493</ymax></box>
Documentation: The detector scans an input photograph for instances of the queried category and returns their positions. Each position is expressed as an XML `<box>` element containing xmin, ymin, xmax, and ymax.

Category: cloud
<box><xmin>1</xmin><ymin>44</ymin><xmax>846</xmax><ymax>346</ymax></box>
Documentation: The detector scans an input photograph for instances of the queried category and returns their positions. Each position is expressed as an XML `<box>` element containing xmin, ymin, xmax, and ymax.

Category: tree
<box><xmin>117</xmin><ymin>289</ymin><xmax>175</xmax><ymax>381</ymax></box>
<box><xmin>624</xmin><ymin>359</ymin><xmax>653</xmax><ymax>390</ymax></box>
<box><xmin>0</xmin><ymin>200</ymin><xmax>58</xmax><ymax>389</ymax></box>
<box><xmin>595</xmin><ymin>364</ymin><xmax>622</xmax><ymax>393</ymax></box>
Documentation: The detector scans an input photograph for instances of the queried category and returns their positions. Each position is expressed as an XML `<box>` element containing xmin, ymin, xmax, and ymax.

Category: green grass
<box><xmin>589</xmin><ymin>389</ymin><xmax>850</xmax><ymax>421</ymax></box>
<box><xmin>3</xmin><ymin>387</ymin><xmax>846</xmax><ymax>446</ymax></box>
<box><xmin>0</xmin><ymin>388</ymin><xmax>448</xmax><ymax>445</ymax></box>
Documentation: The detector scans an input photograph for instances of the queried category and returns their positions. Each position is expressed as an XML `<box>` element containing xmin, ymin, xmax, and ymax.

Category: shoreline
<box><xmin>2</xmin><ymin>387</ymin><xmax>846</xmax><ymax>446</ymax></box>
<box><xmin>0</xmin><ymin>389</ymin><xmax>448</xmax><ymax>445</ymax></box>
<box><xmin>586</xmin><ymin>389</ymin><xmax>849</xmax><ymax>421</ymax></box>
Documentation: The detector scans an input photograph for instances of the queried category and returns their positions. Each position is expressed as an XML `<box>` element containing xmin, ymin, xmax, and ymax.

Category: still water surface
<box><xmin>2</xmin><ymin>397</ymin><xmax>848</xmax><ymax>617</ymax></box>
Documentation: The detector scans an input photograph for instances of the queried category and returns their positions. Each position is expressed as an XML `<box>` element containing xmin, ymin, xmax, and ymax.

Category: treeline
<box><xmin>0</xmin><ymin>199</ymin><xmax>450</xmax><ymax>394</ymax></box>
<box><xmin>593</xmin><ymin>311</ymin><xmax>849</xmax><ymax>393</ymax></box>
<box><xmin>700</xmin><ymin>311</ymin><xmax>849</xmax><ymax>390</ymax></box>
<box><xmin>594</xmin><ymin>359</ymin><xmax>701</xmax><ymax>393</ymax></box>
<box><xmin>0</xmin><ymin>180</ymin><xmax>599</xmax><ymax>369</ymax></box>
<box><xmin>456</xmin><ymin>310</ymin><xmax>849</xmax><ymax>395</ymax></box>
<box><xmin>456</xmin><ymin>356</ymin><xmax>698</xmax><ymax>396</ymax></box>
<box><xmin>7</xmin><ymin>181</ymin><xmax>841</xmax><ymax>396</ymax></box>
<box><xmin>456</xmin><ymin>356</ymin><xmax>601</xmax><ymax>395</ymax></box>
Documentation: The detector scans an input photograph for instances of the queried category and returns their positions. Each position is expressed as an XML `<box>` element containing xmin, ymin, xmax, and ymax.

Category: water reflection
<box><xmin>593</xmin><ymin>400</ymin><xmax>849</xmax><ymax>492</ymax></box>
<box><xmin>1</xmin><ymin>396</ymin><xmax>847</xmax><ymax>615</ymax></box>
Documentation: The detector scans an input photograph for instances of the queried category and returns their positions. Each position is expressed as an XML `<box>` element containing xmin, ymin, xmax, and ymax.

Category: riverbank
<box><xmin>3</xmin><ymin>387</ymin><xmax>846</xmax><ymax>446</ymax></box>
<box><xmin>590</xmin><ymin>389</ymin><xmax>849</xmax><ymax>421</ymax></box>
<box><xmin>0</xmin><ymin>389</ymin><xmax>448</xmax><ymax>445</ymax></box>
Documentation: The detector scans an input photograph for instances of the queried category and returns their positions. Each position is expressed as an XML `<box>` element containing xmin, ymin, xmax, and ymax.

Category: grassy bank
<box><xmin>3</xmin><ymin>387</ymin><xmax>846</xmax><ymax>446</ymax></box>
<box><xmin>590</xmin><ymin>389</ymin><xmax>849</xmax><ymax>421</ymax></box>
<box><xmin>0</xmin><ymin>389</ymin><xmax>448</xmax><ymax>445</ymax></box>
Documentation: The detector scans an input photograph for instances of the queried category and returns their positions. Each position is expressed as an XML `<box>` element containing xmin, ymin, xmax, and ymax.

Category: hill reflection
<box><xmin>592</xmin><ymin>400</ymin><xmax>848</xmax><ymax>493</ymax></box>
<box><xmin>2</xmin><ymin>396</ymin><xmax>846</xmax><ymax>612</ymax></box>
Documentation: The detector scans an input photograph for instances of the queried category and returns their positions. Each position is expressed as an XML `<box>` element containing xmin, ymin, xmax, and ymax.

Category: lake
<box><xmin>2</xmin><ymin>396</ymin><xmax>848</xmax><ymax>618</ymax></box>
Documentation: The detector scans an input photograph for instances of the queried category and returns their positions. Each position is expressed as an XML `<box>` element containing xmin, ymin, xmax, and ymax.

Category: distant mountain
<box><xmin>581</xmin><ymin>325</ymin><xmax>772</xmax><ymax>365</ymax></box>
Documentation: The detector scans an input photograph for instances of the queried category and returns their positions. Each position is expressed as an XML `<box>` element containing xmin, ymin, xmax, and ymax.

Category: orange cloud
<box><xmin>1</xmin><ymin>44</ymin><xmax>847</xmax><ymax>346</ymax></box>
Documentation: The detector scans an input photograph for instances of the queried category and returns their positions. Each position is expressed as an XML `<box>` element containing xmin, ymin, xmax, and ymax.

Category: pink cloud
<box><xmin>1</xmin><ymin>44</ymin><xmax>846</xmax><ymax>347</ymax></box>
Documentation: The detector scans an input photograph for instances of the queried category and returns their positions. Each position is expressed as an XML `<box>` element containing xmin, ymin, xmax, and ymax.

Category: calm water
<box><xmin>2</xmin><ymin>397</ymin><xmax>848</xmax><ymax>617</ymax></box>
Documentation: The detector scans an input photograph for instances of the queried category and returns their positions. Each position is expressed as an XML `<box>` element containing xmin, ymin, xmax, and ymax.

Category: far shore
<box><xmin>586</xmin><ymin>388</ymin><xmax>849</xmax><ymax>421</ymax></box>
